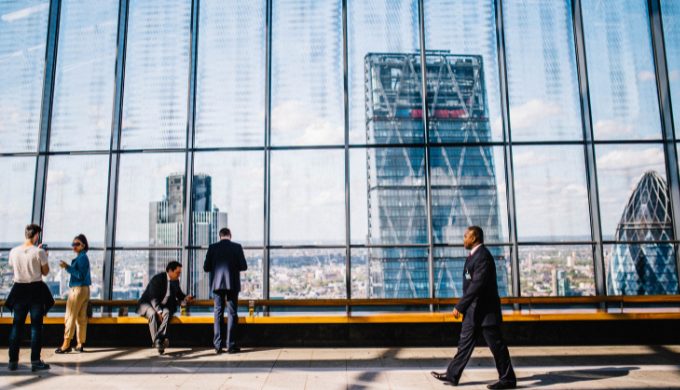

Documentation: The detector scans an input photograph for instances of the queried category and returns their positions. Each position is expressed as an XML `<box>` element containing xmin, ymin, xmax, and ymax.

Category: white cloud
<box><xmin>509</xmin><ymin>99</ymin><xmax>561</xmax><ymax>130</ymax></box>
<box><xmin>512</xmin><ymin>150</ymin><xmax>551</xmax><ymax>167</ymax></box>
<box><xmin>597</xmin><ymin>148</ymin><xmax>664</xmax><ymax>171</ymax></box>
<box><xmin>637</xmin><ymin>70</ymin><xmax>656</xmax><ymax>82</ymax></box>
<box><xmin>594</xmin><ymin>119</ymin><xmax>635</xmax><ymax>137</ymax></box>
<box><xmin>47</xmin><ymin>170</ymin><xmax>67</xmax><ymax>186</ymax></box>
<box><xmin>1</xmin><ymin>4</ymin><xmax>48</xmax><ymax>23</ymax></box>
<box><xmin>271</xmin><ymin>100</ymin><xmax>343</xmax><ymax>145</ymax></box>
<box><xmin>670</xmin><ymin>70</ymin><xmax>680</xmax><ymax>82</ymax></box>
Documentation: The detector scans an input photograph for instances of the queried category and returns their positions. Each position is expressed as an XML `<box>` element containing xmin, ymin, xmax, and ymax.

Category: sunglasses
<box><xmin>71</xmin><ymin>242</ymin><xmax>82</xmax><ymax>247</ymax></box>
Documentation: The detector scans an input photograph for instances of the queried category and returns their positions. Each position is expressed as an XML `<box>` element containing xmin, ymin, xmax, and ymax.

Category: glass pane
<box><xmin>121</xmin><ymin>0</ymin><xmax>191</xmax><ymax>149</ymax></box>
<box><xmin>192</xmin><ymin>151</ymin><xmax>264</xmax><ymax>247</ymax></box>
<box><xmin>112</xmin><ymin>249</ymin><xmax>181</xmax><ymax>299</ymax></box>
<box><xmin>365</xmin><ymin>247</ymin><xmax>428</xmax><ymax>298</ymax></box>
<box><xmin>192</xmin><ymin>249</ymin><xmax>263</xmax><ymax>300</ymax></box>
<box><xmin>435</xmin><ymin>246</ymin><xmax>511</xmax><ymax>298</ymax></box>
<box><xmin>348</xmin><ymin>0</ymin><xmax>421</xmax><ymax>144</ymax></box>
<box><xmin>351</xmin><ymin>147</ymin><xmax>427</xmax><ymax>245</ymax></box>
<box><xmin>513</xmin><ymin>146</ymin><xmax>591</xmax><ymax>241</ymax></box>
<box><xmin>605</xmin><ymin>243</ymin><xmax>679</xmax><ymax>295</ymax></box>
<box><xmin>115</xmin><ymin>153</ymin><xmax>185</xmax><ymax>247</ymax></box>
<box><xmin>0</xmin><ymin>157</ymin><xmax>36</xmax><ymax>247</ymax></box>
<box><xmin>270</xmin><ymin>150</ymin><xmax>344</xmax><ymax>245</ymax></box>
<box><xmin>0</xmin><ymin>0</ymin><xmax>49</xmax><ymax>153</ymax></box>
<box><xmin>271</xmin><ymin>0</ymin><xmax>343</xmax><ymax>146</ymax></box>
<box><xmin>504</xmin><ymin>0</ymin><xmax>583</xmax><ymax>141</ymax></box>
<box><xmin>42</xmin><ymin>155</ymin><xmax>109</xmax><ymax>248</ymax></box>
<box><xmin>195</xmin><ymin>0</ymin><xmax>265</xmax><ymax>147</ymax></box>
<box><xmin>270</xmin><ymin>248</ymin><xmax>346</xmax><ymax>299</ymax></box>
<box><xmin>519</xmin><ymin>245</ymin><xmax>595</xmax><ymax>296</ymax></box>
<box><xmin>583</xmin><ymin>0</ymin><xmax>662</xmax><ymax>140</ymax></box>
<box><xmin>45</xmin><ymin>249</ymin><xmax>104</xmax><ymax>299</ymax></box>
<box><xmin>596</xmin><ymin>144</ymin><xmax>668</xmax><ymax>240</ymax></box>
<box><xmin>431</xmin><ymin>146</ymin><xmax>508</xmax><ymax>244</ymax></box>
<box><xmin>50</xmin><ymin>0</ymin><xmax>118</xmax><ymax>151</ymax></box>
<box><xmin>350</xmin><ymin>248</ymin><xmax>368</xmax><ymax>298</ymax></box>
<box><xmin>424</xmin><ymin>0</ymin><xmax>503</xmax><ymax>142</ymax></box>
<box><xmin>0</xmin><ymin>251</ymin><xmax>9</xmax><ymax>298</ymax></box>
<box><xmin>662</xmin><ymin>0</ymin><xmax>680</xmax><ymax>132</ymax></box>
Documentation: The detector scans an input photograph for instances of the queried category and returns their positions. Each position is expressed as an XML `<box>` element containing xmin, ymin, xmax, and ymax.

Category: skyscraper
<box><xmin>608</xmin><ymin>171</ymin><xmax>679</xmax><ymax>295</ymax></box>
<box><xmin>149</xmin><ymin>173</ymin><xmax>227</xmax><ymax>297</ymax></box>
<box><xmin>364</xmin><ymin>52</ymin><xmax>508</xmax><ymax>298</ymax></box>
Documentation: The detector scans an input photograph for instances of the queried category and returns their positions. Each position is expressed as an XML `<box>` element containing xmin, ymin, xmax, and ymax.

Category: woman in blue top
<box><xmin>55</xmin><ymin>234</ymin><xmax>91</xmax><ymax>353</ymax></box>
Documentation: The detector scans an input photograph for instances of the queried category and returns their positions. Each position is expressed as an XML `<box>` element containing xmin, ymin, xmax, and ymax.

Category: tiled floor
<box><xmin>1</xmin><ymin>345</ymin><xmax>679</xmax><ymax>389</ymax></box>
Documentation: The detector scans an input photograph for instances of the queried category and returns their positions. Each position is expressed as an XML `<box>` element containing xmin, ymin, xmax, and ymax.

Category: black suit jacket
<box><xmin>454</xmin><ymin>245</ymin><xmax>502</xmax><ymax>327</ymax></box>
<box><xmin>137</xmin><ymin>272</ymin><xmax>186</xmax><ymax>314</ymax></box>
<box><xmin>203</xmin><ymin>239</ymin><xmax>248</xmax><ymax>293</ymax></box>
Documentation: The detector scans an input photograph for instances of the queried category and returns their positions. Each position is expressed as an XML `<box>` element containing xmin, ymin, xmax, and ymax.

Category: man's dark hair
<box><xmin>25</xmin><ymin>224</ymin><xmax>42</xmax><ymax>240</ymax></box>
<box><xmin>219</xmin><ymin>228</ymin><xmax>231</xmax><ymax>238</ymax></box>
<box><xmin>74</xmin><ymin>234</ymin><xmax>89</xmax><ymax>251</ymax></box>
<box><xmin>166</xmin><ymin>261</ymin><xmax>182</xmax><ymax>272</ymax></box>
<box><xmin>467</xmin><ymin>225</ymin><xmax>484</xmax><ymax>244</ymax></box>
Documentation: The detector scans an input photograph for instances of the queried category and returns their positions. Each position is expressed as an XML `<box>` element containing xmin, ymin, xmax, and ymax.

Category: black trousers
<box><xmin>213</xmin><ymin>290</ymin><xmax>239</xmax><ymax>349</ymax></box>
<box><xmin>446</xmin><ymin>323</ymin><xmax>516</xmax><ymax>383</ymax></box>
<box><xmin>8</xmin><ymin>303</ymin><xmax>44</xmax><ymax>363</ymax></box>
<box><xmin>139</xmin><ymin>303</ymin><xmax>172</xmax><ymax>345</ymax></box>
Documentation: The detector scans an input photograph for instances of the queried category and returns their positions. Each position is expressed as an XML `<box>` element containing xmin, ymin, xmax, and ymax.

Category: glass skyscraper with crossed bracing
<box><xmin>365</xmin><ymin>52</ymin><xmax>509</xmax><ymax>298</ymax></box>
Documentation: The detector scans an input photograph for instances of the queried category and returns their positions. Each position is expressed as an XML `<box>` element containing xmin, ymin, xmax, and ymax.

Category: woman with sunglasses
<box><xmin>55</xmin><ymin>234</ymin><xmax>91</xmax><ymax>353</ymax></box>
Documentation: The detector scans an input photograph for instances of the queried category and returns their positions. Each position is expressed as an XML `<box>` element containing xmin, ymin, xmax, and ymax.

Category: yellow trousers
<box><xmin>63</xmin><ymin>286</ymin><xmax>89</xmax><ymax>346</ymax></box>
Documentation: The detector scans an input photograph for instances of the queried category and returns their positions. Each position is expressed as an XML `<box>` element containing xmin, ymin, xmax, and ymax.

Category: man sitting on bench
<box><xmin>137</xmin><ymin>261</ymin><xmax>194</xmax><ymax>354</ymax></box>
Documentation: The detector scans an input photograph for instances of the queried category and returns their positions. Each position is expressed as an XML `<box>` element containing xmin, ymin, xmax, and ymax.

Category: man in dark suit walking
<box><xmin>137</xmin><ymin>261</ymin><xmax>193</xmax><ymax>354</ymax></box>
<box><xmin>204</xmin><ymin>228</ymin><xmax>248</xmax><ymax>354</ymax></box>
<box><xmin>431</xmin><ymin>226</ymin><xmax>516</xmax><ymax>389</ymax></box>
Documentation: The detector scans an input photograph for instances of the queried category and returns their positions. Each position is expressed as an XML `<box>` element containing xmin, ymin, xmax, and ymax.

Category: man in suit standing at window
<box><xmin>204</xmin><ymin>228</ymin><xmax>248</xmax><ymax>354</ymax></box>
<box><xmin>431</xmin><ymin>226</ymin><xmax>516</xmax><ymax>389</ymax></box>
<box><xmin>137</xmin><ymin>261</ymin><xmax>193</xmax><ymax>355</ymax></box>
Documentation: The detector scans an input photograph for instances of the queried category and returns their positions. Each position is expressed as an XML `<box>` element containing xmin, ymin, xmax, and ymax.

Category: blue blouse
<box><xmin>65</xmin><ymin>251</ymin><xmax>91</xmax><ymax>287</ymax></box>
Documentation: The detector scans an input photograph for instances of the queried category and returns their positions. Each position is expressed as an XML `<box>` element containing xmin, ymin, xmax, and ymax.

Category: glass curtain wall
<box><xmin>1</xmin><ymin>0</ymin><xmax>679</xmax><ymax>303</ymax></box>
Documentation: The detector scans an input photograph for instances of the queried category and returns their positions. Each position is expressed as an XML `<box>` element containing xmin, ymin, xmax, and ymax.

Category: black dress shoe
<box><xmin>431</xmin><ymin>371</ymin><xmax>458</xmax><ymax>385</ymax></box>
<box><xmin>487</xmin><ymin>381</ymin><xmax>517</xmax><ymax>389</ymax></box>
<box><xmin>74</xmin><ymin>346</ymin><xmax>85</xmax><ymax>353</ymax></box>
<box><xmin>215</xmin><ymin>348</ymin><xmax>224</xmax><ymax>355</ymax></box>
<box><xmin>31</xmin><ymin>361</ymin><xmax>50</xmax><ymax>372</ymax></box>
<box><xmin>227</xmin><ymin>347</ymin><xmax>241</xmax><ymax>354</ymax></box>
<box><xmin>55</xmin><ymin>347</ymin><xmax>72</xmax><ymax>354</ymax></box>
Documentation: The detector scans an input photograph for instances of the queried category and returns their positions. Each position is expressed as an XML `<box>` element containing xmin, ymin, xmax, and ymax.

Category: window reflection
<box><xmin>0</xmin><ymin>157</ymin><xmax>36</xmax><ymax>246</ymax></box>
<box><xmin>122</xmin><ymin>0</ymin><xmax>191</xmax><ymax>149</ymax></box>
<box><xmin>425</xmin><ymin>0</ymin><xmax>503</xmax><ymax>142</ymax></box>
<box><xmin>348</xmin><ymin>0</ymin><xmax>420</xmax><ymax>144</ymax></box>
<box><xmin>513</xmin><ymin>146</ymin><xmax>591</xmax><ymax>241</ymax></box>
<box><xmin>50</xmin><ymin>0</ymin><xmax>118</xmax><ymax>151</ymax></box>
<box><xmin>0</xmin><ymin>0</ymin><xmax>49</xmax><ymax>153</ymax></box>
<box><xmin>583</xmin><ymin>0</ymin><xmax>662</xmax><ymax>140</ymax></box>
<box><xmin>195</xmin><ymin>0</ymin><xmax>265</xmax><ymax>147</ymax></box>
<box><xmin>43</xmin><ymin>155</ymin><xmax>109</xmax><ymax>247</ymax></box>
<box><xmin>270</xmin><ymin>150</ymin><xmax>345</xmax><ymax>245</ymax></box>
<box><xmin>271</xmin><ymin>0</ymin><xmax>343</xmax><ymax>146</ymax></box>
<box><xmin>504</xmin><ymin>0</ymin><xmax>583</xmax><ymax>141</ymax></box>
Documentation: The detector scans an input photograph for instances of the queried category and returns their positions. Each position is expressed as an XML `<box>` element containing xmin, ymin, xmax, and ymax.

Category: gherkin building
<box><xmin>608</xmin><ymin>171</ymin><xmax>679</xmax><ymax>295</ymax></box>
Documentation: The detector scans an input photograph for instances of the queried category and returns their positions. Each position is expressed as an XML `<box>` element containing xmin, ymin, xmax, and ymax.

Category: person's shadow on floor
<box><xmin>458</xmin><ymin>367</ymin><xmax>639</xmax><ymax>388</ymax></box>
<box><xmin>518</xmin><ymin>366</ymin><xmax>639</xmax><ymax>388</ymax></box>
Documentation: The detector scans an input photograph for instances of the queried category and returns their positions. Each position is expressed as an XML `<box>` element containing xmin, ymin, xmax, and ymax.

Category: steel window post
<box><xmin>181</xmin><ymin>0</ymin><xmax>200</xmax><ymax>296</ymax></box>
<box><xmin>649</xmin><ymin>0</ymin><xmax>680</xmax><ymax>287</ymax></box>
<box><xmin>495</xmin><ymin>0</ymin><xmax>520</xmax><ymax>299</ymax></box>
<box><xmin>572</xmin><ymin>0</ymin><xmax>606</xmax><ymax>297</ymax></box>
<box><xmin>32</xmin><ymin>0</ymin><xmax>61</xmax><ymax>228</ymax></box>
<box><xmin>417</xmin><ymin>0</ymin><xmax>436</xmax><ymax>306</ymax></box>
<box><xmin>102</xmin><ymin>0</ymin><xmax>130</xmax><ymax>301</ymax></box>
<box><xmin>342</xmin><ymin>0</ymin><xmax>352</xmax><ymax>308</ymax></box>
<box><xmin>263</xmin><ymin>0</ymin><xmax>273</xmax><ymax>303</ymax></box>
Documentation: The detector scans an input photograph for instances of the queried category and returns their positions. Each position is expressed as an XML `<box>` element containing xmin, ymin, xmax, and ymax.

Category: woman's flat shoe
<box><xmin>54</xmin><ymin>347</ymin><xmax>72</xmax><ymax>354</ymax></box>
